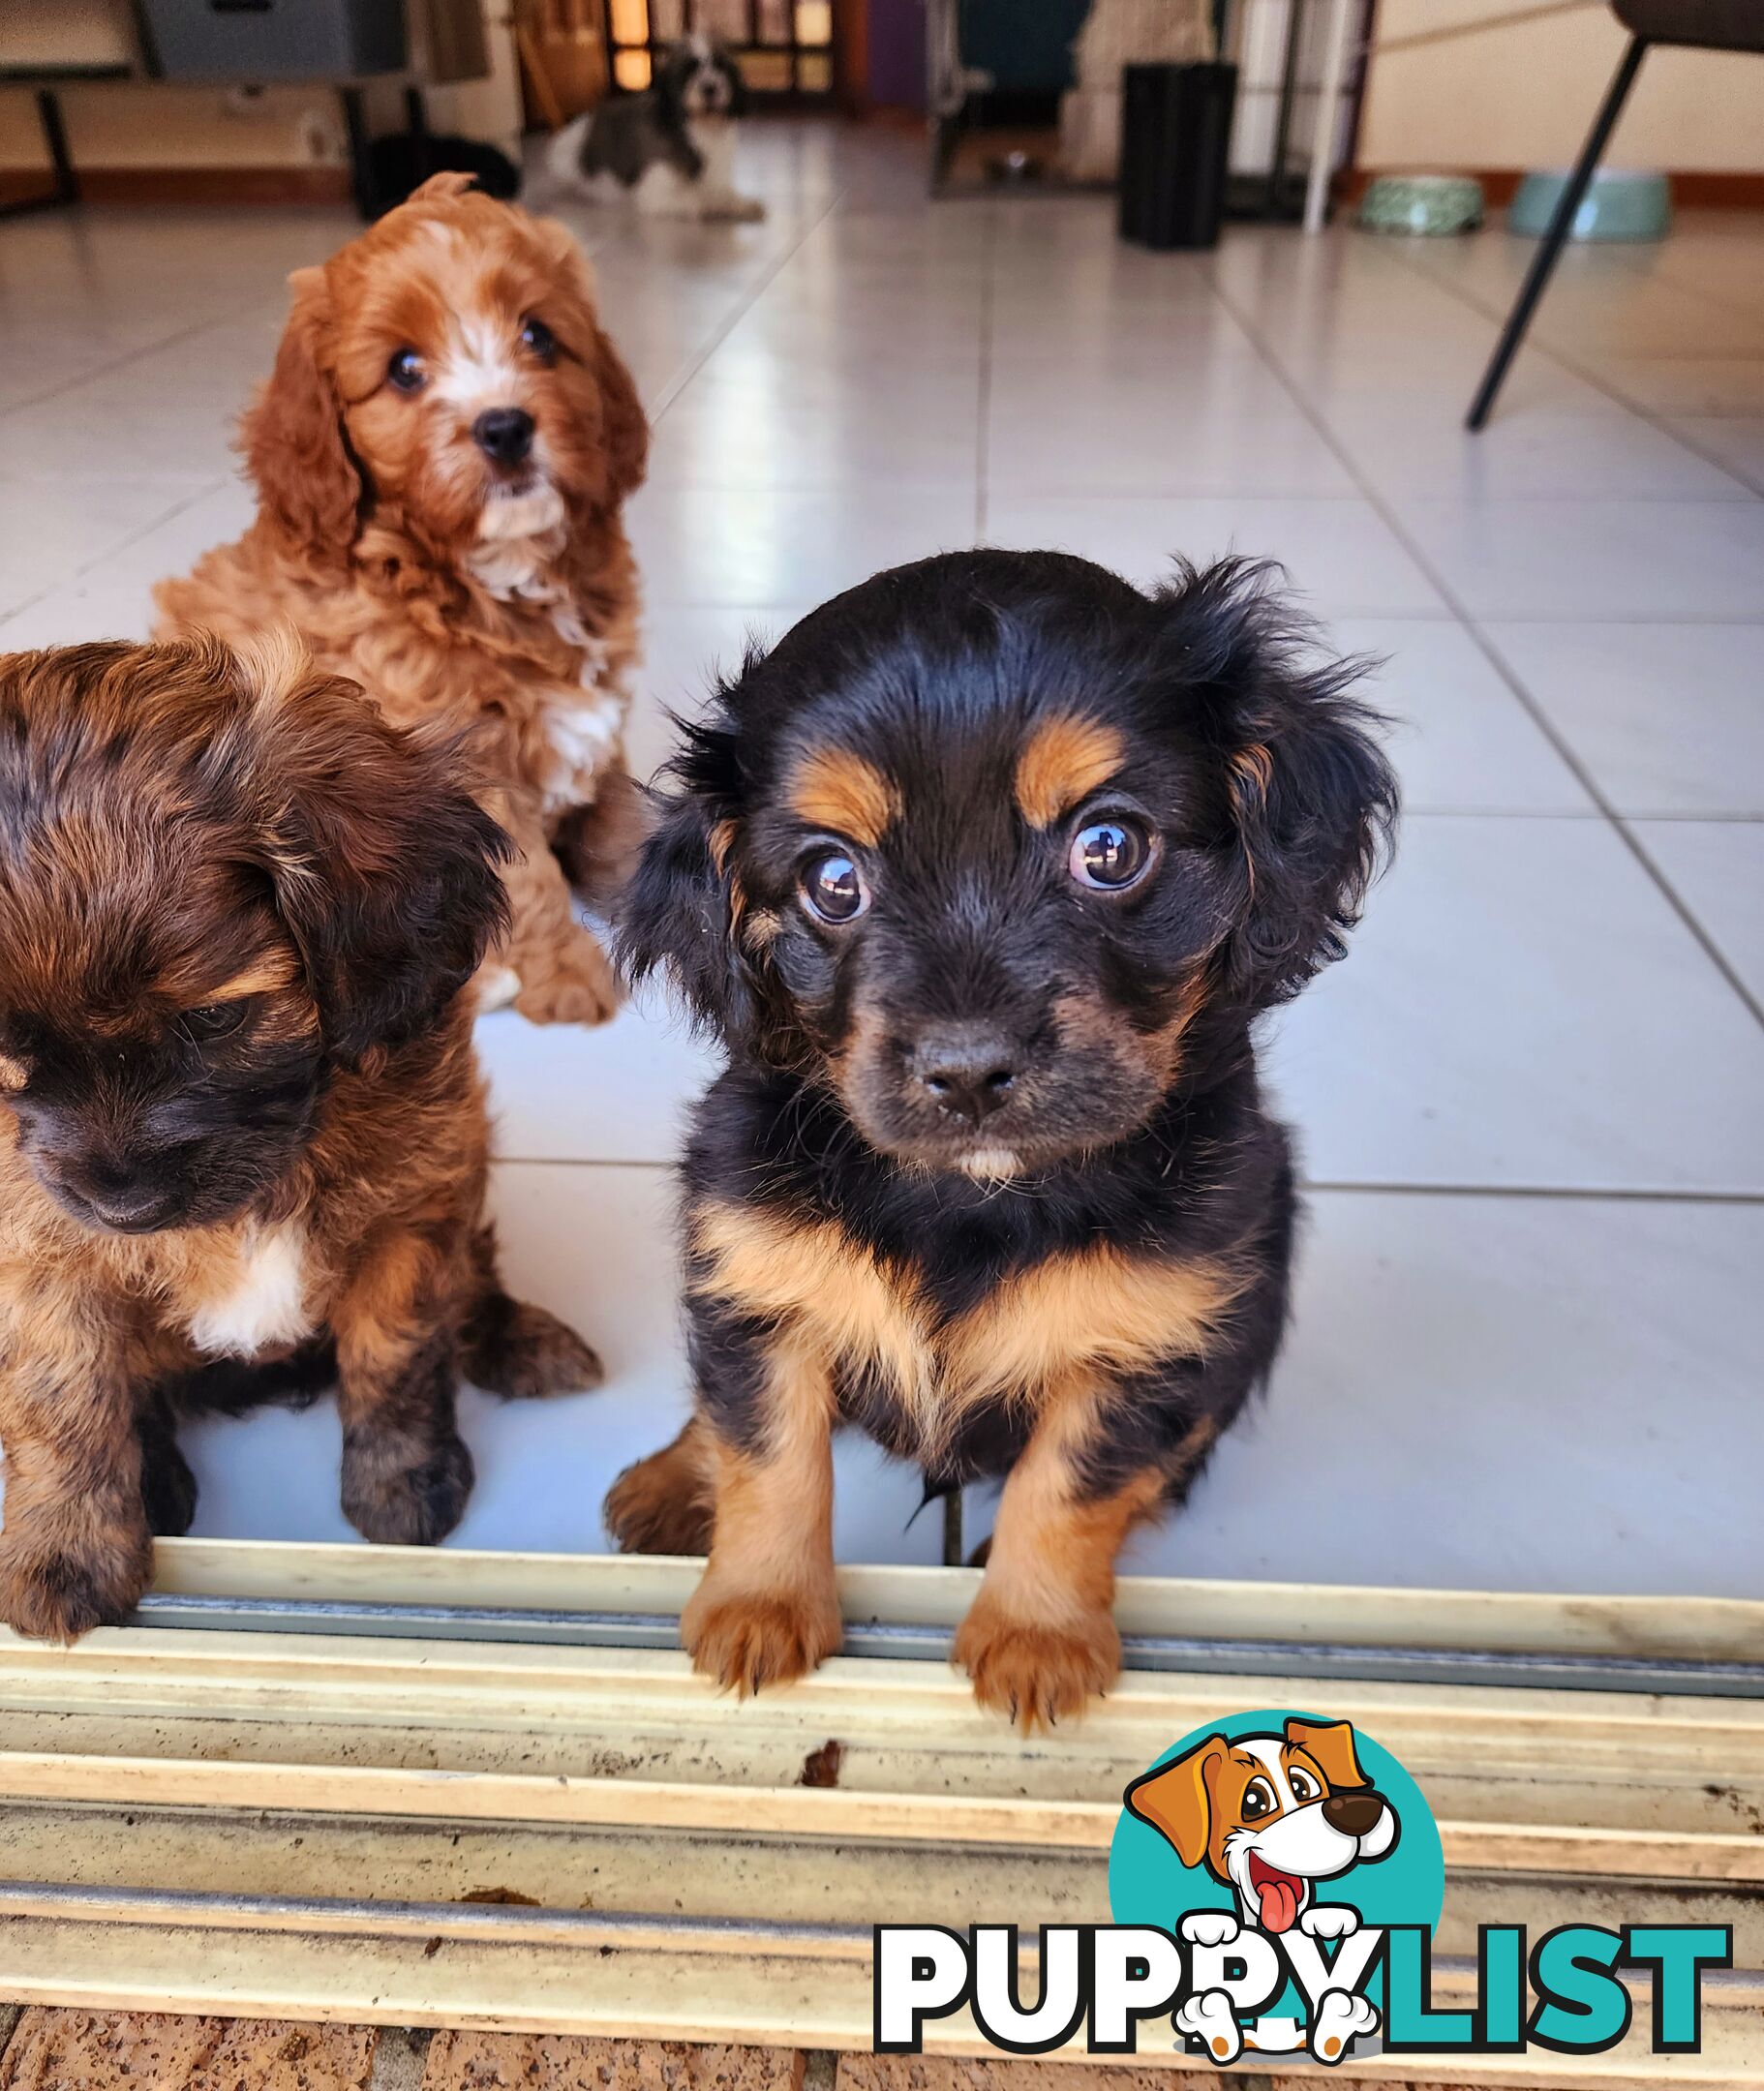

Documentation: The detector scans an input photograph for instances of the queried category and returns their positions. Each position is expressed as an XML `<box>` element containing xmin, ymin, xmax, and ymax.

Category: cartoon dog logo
<box><xmin>1124</xmin><ymin>1715</ymin><xmax>1400</xmax><ymax>2065</ymax></box>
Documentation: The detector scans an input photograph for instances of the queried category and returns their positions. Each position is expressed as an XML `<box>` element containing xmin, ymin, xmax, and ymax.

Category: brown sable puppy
<box><xmin>605</xmin><ymin>551</ymin><xmax>1396</xmax><ymax>1729</ymax></box>
<box><xmin>155</xmin><ymin>170</ymin><xmax>650</xmax><ymax>1028</ymax></box>
<box><xmin>0</xmin><ymin>636</ymin><xmax>601</xmax><ymax>1642</ymax></box>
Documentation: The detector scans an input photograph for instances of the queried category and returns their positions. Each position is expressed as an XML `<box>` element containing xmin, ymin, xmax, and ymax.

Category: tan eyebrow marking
<box><xmin>0</xmin><ymin>1053</ymin><xmax>26</xmax><ymax>1091</ymax></box>
<box><xmin>187</xmin><ymin>954</ymin><xmax>301</xmax><ymax>1003</ymax></box>
<box><xmin>1014</xmin><ymin>715</ymin><xmax>1127</xmax><ymax>829</ymax></box>
<box><xmin>788</xmin><ymin>746</ymin><xmax>900</xmax><ymax>849</ymax></box>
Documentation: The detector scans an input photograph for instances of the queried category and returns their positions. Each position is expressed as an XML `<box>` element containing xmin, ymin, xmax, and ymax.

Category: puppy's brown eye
<box><xmin>799</xmin><ymin>850</ymin><xmax>867</xmax><ymax>925</ymax></box>
<box><xmin>520</xmin><ymin>316</ymin><xmax>557</xmax><ymax>361</ymax></box>
<box><xmin>176</xmin><ymin>1002</ymin><xmax>248</xmax><ymax>1044</ymax></box>
<box><xmin>1288</xmin><ymin>1769</ymin><xmax>1320</xmax><ymax>1803</ymax></box>
<box><xmin>1069</xmin><ymin>816</ymin><xmax>1150</xmax><ymax>891</ymax></box>
<box><xmin>387</xmin><ymin>348</ymin><xmax>425</xmax><ymax>392</ymax></box>
<box><xmin>1241</xmin><ymin>1778</ymin><xmax>1276</xmax><ymax>1820</ymax></box>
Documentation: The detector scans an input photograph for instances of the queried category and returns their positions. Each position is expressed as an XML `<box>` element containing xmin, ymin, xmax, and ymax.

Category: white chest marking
<box><xmin>466</xmin><ymin>485</ymin><xmax>568</xmax><ymax>600</ymax></box>
<box><xmin>686</xmin><ymin>118</ymin><xmax>737</xmax><ymax>190</ymax></box>
<box><xmin>187</xmin><ymin>1223</ymin><xmax>311</xmax><ymax>1358</ymax></box>
<box><xmin>536</xmin><ymin>603</ymin><xmax>623</xmax><ymax>809</ymax></box>
<box><xmin>630</xmin><ymin>161</ymin><xmax>704</xmax><ymax>214</ymax></box>
<box><xmin>538</xmin><ymin>688</ymin><xmax>622</xmax><ymax>809</ymax></box>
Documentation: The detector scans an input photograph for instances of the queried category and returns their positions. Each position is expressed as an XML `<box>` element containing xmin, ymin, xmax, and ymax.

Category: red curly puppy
<box><xmin>156</xmin><ymin>171</ymin><xmax>649</xmax><ymax>1026</ymax></box>
<box><xmin>0</xmin><ymin>636</ymin><xmax>601</xmax><ymax>1642</ymax></box>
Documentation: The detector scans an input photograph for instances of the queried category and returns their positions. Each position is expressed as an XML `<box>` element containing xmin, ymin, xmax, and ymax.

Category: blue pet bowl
<box><xmin>1509</xmin><ymin>167</ymin><xmax>1671</xmax><ymax>242</ymax></box>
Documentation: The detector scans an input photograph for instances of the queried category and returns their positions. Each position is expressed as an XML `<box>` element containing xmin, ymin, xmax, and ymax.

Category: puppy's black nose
<box><xmin>912</xmin><ymin>1025</ymin><xmax>1018</xmax><ymax>1126</ymax></box>
<box><xmin>67</xmin><ymin>1149</ymin><xmax>168</xmax><ymax>1228</ymax></box>
<box><xmin>1323</xmin><ymin>1790</ymin><xmax>1385</xmax><ymax>1837</ymax></box>
<box><xmin>473</xmin><ymin>408</ymin><xmax>534</xmax><ymax>465</ymax></box>
<box><xmin>78</xmin><ymin>1149</ymin><xmax>153</xmax><ymax>1203</ymax></box>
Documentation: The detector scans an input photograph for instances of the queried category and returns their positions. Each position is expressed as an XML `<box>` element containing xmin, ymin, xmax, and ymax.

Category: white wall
<box><xmin>1358</xmin><ymin>0</ymin><xmax>1764</xmax><ymax>174</ymax></box>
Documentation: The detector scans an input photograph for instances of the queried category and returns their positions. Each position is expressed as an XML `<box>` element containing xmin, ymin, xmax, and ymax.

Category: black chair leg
<box><xmin>0</xmin><ymin>90</ymin><xmax>79</xmax><ymax>221</ymax></box>
<box><xmin>339</xmin><ymin>84</ymin><xmax>378</xmax><ymax>221</ymax></box>
<box><xmin>1467</xmin><ymin>33</ymin><xmax>1650</xmax><ymax>431</ymax></box>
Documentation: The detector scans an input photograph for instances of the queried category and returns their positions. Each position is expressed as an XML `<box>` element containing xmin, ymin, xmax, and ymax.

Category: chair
<box><xmin>1467</xmin><ymin>1</ymin><xmax>1764</xmax><ymax>429</ymax></box>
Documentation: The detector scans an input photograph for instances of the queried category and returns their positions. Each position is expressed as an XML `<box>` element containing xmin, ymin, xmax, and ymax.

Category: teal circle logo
<box><xmin>1110</xmin><ymin>1709</ymin><xmax>1444</xmax><ymax>2062</ymax></box>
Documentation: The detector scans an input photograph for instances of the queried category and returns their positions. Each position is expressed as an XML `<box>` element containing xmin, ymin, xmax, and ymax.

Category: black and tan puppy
<box><xmin>0</xmin><ymin>635</ymin><xmax>600</xmax><ymax>1641</ymax></box>
<box><xmin>606</xmin><ymin>549</ymin><xmax>1396</xmax><ymax>1728</ymax></box>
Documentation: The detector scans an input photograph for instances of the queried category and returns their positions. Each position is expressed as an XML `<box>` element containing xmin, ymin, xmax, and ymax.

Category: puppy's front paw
<box><xmin>516</xmin><ymin>976</ymin><xmax>619</xmax><ymax>1027</ymax></box>
<box><xmin>0</xmin><ymin>1526</ymin><xmax>152</xmax><ymax>1642</ymax></box>
<box><xmin>1300</xmin><ymin>1903</ymin><xmax>1359</xmax><ymax>1941</ymax></box>
<box><xmin>1309</xmin><ymin>1989</ymin><xmax>1379</xmax><ymax>2065</ymax></box>
<box><xmin>512</xmin><ymin>933</ymin><xmax>622</xmax><ymax>1027</ymax></box>
<box><xmin>1174</xmin><ymin>1989</ymin><xmax>1242</xmax><ymax>2065</ymax></box>
<box><xmin>464</xmin><ymin>1297</ymin><xmax>603</xmax><ymax>1402</ymax></box>
<box><xmin>342</xmin><ymin>1429</ymin><xmax>473</xmax><ymax>1546</ymax></box>
<box><xmin>1179</xmin><ymin>1910</ymin><xmax>1240</xmax><ymax>1949</ymax></box>
<box><xmin>954</xmin><ymin>1597</ymin><xmax>1121</xmax><ymax>1732</ymax></box>
<box><xmin>605</xmin><ymin>1446</ymin><xmax>714</xmax><ymax>1557</ymax></box>
<box><xmin>682</xmin><ymin>1577</ymin><xmax>841</xmax><ymax>1697</ymax></box>
<box><xmin>473</xmin><ymin>961</ymin><xmax>523</xmax><ymax>1014</ymax></box>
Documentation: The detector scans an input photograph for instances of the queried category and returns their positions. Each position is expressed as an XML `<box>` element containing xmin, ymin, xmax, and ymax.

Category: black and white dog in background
<box><xmin>547</xmin><ymin>36</ymin><xmax>764</xmax><ymax>223</ymax></box>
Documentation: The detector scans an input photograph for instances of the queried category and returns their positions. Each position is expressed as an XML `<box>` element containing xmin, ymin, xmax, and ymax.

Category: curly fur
<box><xmin>0</xmin><ymin>636</ymin><xmax>601</xmax><ymax>1642</ymax></box>
<box><xmin>154</xmin><ymin>171</ymin><xmax>651</xmax><ymax>1026</ymax></box>
<box><xmin>610</xmin><ymin>551</ymin><xmax>1397</xmax><ymax>1727</ymax></box>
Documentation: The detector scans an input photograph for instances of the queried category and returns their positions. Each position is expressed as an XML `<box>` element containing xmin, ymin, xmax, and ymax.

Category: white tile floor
<box><xmin>2</xmin><ymin>124</ymin><xmax>1761</xmax><ymax>1595</ymax></box>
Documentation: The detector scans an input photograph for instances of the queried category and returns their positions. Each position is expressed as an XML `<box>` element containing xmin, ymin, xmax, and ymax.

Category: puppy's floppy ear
<box><xmin>243</xmin><ymin>267</ymin><xmax>361</xmax><ymax>566</ymax></box>
<box><xmin>408</xmin><ymin>168</ymin><xmax>479</xmax><ymax>205</ymax></box>
<box><xmin>615</xmin><ymin>696</ymin><xmax>788</xmax><ymax>1061</ymax></box>
<box><xmin>534</xmin><ymin>220</ymin><xmax>649</xmax><ymax>509</ymax></box>
<box><xmin>720</xmin><ymin>48</ymin><xmax>751</xmax><ymax>117</ymax></box>
<box><xmin>227</xmin><ymin>632</ymin><xmax>511</xmax><ymax>1067</ymax></box>
<box><xmin>1285</xmin><ymin>1717</ymin><xmax>1371</xmax><ymax>1792</ymax></box>
<box><xmin>593</xmin><ymin>324</ymin><xmax>649</xmax><ymax>507</ymax></box>
<box><xmin>1123</xmin><ymin>1733</ymin><xmax>1226</xmax><ymax>1871</ymax></box>
<box><xmin>1152</xmin><ymin>558</ymin><xmax>1397</xmax><ymax>1013</ymax></box>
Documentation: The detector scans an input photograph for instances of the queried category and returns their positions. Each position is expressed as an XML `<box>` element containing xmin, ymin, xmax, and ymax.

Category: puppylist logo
<box><xmin>874</xmin><ymin>1708</ymin><xmax>1731</xmax><ymax>2068</ymax></box>
<box><xmin>1110</xmin><ymin>1709</ymin><xmax>1435</xmax><ymax>2064</ymax></box>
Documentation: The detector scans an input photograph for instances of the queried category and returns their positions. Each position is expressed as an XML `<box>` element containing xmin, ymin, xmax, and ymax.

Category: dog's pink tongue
<box><xmin>1256</xmin><ymin>1876</ymin><xmax>1301</xmax><ymax>1933</ymax></box>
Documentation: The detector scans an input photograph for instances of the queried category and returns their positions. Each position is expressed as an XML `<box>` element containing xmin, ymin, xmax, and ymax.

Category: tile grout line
<box><xmin>489</xmin><ymin>1154</ymin><xmax>1764</xmax><ymax>1204</ymax></box>
<box><xmin>1476</xmin><ymin>611</ymin><xmax>1764</xmax><ymax>1029</ymax></box>
<box><xmin>1634</xmin><ymin>251</ymin><xmax>1764</xmax><ymax>330</ymax></box>
<box><xmin>1403</xmin><ymin>220</ymin><xmax>1764</xmax><ymax>352</ymax></box>
<box><xmin>1202</xmin><ymin>255</ymin><xmax>1764</xmax><ymax>1035</ymax></box>
<box><xmin>0</xmin><ymin>299</ymin><xmax>279</xmax><ymax>427</ymax></box>
<box><xmin>1499</xmin><ymin>214</ymin><xmax>1764</xmax><ymax>327</ymax></box>
<box><xmin>1300</xmin><ymin>1180</ymin><xmax>1764</xmax><ymax>1205</ymax></box>
<box><xmin>493</xmin><ymin>1152</ymin><xmax>676</xmax><ymax>1169</ymax></box>
<box><xmin>1384</xmin><ymin>241</ymin><xmax>1764</xmax><ymax>500</ymax></box>
<box><xmin>0</xmin><ymin>471</ymin><xmax>235</xmax><ymax>633</ymax></box>
<box><xmin>641</xmin><ymin>195</ymin><xmax>844</xmax><ymax>429</ymax></box>
<box><xmin>1597</xmin><ymin>809</ymin><xmax>1764</xmax><ymax>824</ymax></box>
<box><xmin>1362</xmin><ymin>806</ymin><xmax>1762</xmax><ymax>824</ymax></box>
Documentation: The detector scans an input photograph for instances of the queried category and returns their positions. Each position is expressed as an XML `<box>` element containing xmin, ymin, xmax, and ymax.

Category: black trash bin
<box><xmin>1118</xmin><ymin>61</ymin><xmax>1239</xmax><ymax>251</ymax></box>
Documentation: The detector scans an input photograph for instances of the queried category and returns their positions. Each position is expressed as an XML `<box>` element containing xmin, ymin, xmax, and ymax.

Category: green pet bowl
<box><xmin>1357</xmin><ymin>173</ymin><xmax>1485</xmax><ymax>236</ymax></box>
<box><xmin>1509</xmin><ymin>166</ymin><xmax>1671</xmax><ymax>242</ymax></box>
